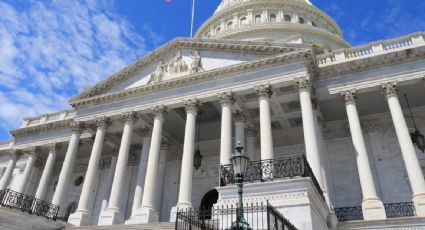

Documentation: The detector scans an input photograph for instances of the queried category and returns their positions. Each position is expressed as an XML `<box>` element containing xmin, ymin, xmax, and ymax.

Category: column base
<box><xmin>413</xmin><ymin>193</ymin><xmax>425</xmax><ymax>217</ymax></box>
<box><xmin>67</xmin><ymin>210</ymin><xmax>92</xmax><ymax>226</ymax></box>
<box><xmin>98</xmin><ymin>209</ymin><xmax>125</xmax><ymax>226</ymax></box>
<box><xmin>362</xmin><ymin>198</ymin><xmax>386</xmax><ymax>220</ymax></box>
<box><xmin>125</xmin><ymin>206</ymin><xmax>158</xmax><ymax>224</ymax></box>
<box><xmin>170</xmin><ymin>204</ymin><xmax>192</xmax><ymax>222</ymax></box>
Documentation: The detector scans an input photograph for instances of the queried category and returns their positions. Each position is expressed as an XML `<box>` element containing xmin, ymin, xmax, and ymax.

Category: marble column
<box><xmin>341</xmin><ymin>90</ymin><xmax>386</xmax><ymax>220</ymax></box>
<box><xmin>99</xmin><ymin>112</ymin><xmax>136</xmax><ymax>225</ymax></box>
<box><xmin>381</xmin><ymin>83</ymin><xmax>425</xmax><ymax>217</ymax></box>
<box><xmin>15</xmin><ymin>147</ymin><xmax>38</xmax><ymax>194</ymax></box>
<box><xmin>69</xmin><ymin>117</ymin><xmax>109</xmax><ymax>226</ymax></box>
<box><xmin>35</xmin><ymin>143</ymin><xmax>58</xmax><ymax>201</ymax></box>
<box><xmin>52</xmin><ymin>121</ymin><xmax>85</xmax><ymax>213</ymax></box>
<box><xmin>137</xmin><ymin>105</ymin><xmax>168</xmax><ymax>223</ymax></box>
<box><xmin>245</xmin><ymin>126</ymin><xmax>257</xmax><ymax>161</ymax></box>
<box><xmin>233</xmin><ymin>110</ymin><xmax>247</xmax><ymax>147</ymax></box>
<box><xmin>97</xmin><ymin>153</ymin><xmax>118</xmax><ymax>225</ymax></box>
<box><xmin>171</xmin><ymin>99</ymin><xmax>201</xmax><ymax>220</ymax></box>
<box><xmin>0</xmin><ymin>149</ymin><xmax>21</xmax><ymax>190</ymax></box>
<box><xmin>255</xmin><ymin>84</ymin><xmax>274</xmax><ymax>160</ymax></box>
<box><xmin>154</xmin><ymin>143</ymin><xmax>169</xmax><ymax>218</ymax></box>
<box><xmin>218</xmin><ymin>92</ymin><xmax>234</xmax><ymax>165</ymax></box>
<box><xmin>126</xmin><ymin>126</ymin><xmax>153</xmax><ymax>224</ymax></box>
<box><xmin>296</xmin><ymin>79</ymin><xmax>324</xmax><ymax>189</ymax></box>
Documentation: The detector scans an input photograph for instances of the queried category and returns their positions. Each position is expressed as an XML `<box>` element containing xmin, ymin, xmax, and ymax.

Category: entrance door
<box><xmin>200</xmin><ymin>189</ymin><xmax>218</xmax><ymax>219</ymax></box>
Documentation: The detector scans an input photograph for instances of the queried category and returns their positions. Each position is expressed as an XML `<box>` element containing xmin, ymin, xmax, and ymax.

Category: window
<box><xmin>226</xmin><ymin>21</ymin><xmax>233</xmax><ymax>30</ymax></box>
<box><xmin>284</xmin><ymin>15</ymin><xmax>291</xmax><ymax>22</ymax></box>
<box><xmin>240</xmin><ymin>17</ymin><xmax>247</xmax><ymax>25</ymax></box>
<box><xmin>270</xmin><ymin>14</ymin><xmax>277</xmax><ymax>23</ymax></box>
<box><xmin>255</xmin><ymin>15</ymin><xmax>261</xmax><ymax>23</ymax></box>
<box><xmin>299</xmin><ymin>17</ymin><xmax>305</xmax><ymax>24</ymax></box>
<box><xmin>216</xmin><ymin>27</ymin><xmax>221</xmax><ymax>33</ymax></box>
<box><xmin>74</xmin><ymin>176</ymin><xmax>84</xmax><ymax>186</ymax></box>
<box><xmin>312</xmin><ymin>21</ymin><xmax>317</xmax><ymax>27</ymax></box>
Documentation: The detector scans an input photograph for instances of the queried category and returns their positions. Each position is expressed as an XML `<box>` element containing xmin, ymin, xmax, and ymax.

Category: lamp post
<box><xmin>229</xmin><ymin>141</ymin><xmax>251</xmax><ymax>230</ymax></box>
<box><xmin>404</xmin><ymin>94</ymin><xmax>425</xmax><ymax>152</ymax></box>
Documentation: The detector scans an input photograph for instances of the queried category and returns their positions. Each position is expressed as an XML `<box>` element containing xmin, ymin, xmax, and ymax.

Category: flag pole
<box><xmin>190</xmin><ymin>0</ymin><xmax>195</xmax><ymax>38</ymax></box>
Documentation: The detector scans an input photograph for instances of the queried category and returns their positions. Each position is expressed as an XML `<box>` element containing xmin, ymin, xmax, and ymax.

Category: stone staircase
<box><xmin>65</xmin><ymin>222</ymin><xmax>175</xmax><ymax>230</ymax></box>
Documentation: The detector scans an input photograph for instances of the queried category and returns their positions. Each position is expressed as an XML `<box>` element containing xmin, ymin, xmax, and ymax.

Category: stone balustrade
<box><xmin>318</xmin><ymin>32</ymin><xmax>425</xmax><ymax>66</ymax></box>
<box><xmin>23</xmin><ymin>110</ymin><xmax>75</xmax><ymax>128</ymax></box>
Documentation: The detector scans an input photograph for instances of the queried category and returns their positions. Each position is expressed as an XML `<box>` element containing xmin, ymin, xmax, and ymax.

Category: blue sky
<box><xmin>0</xmin><ymin>0</ymin><xmax>424</xmax><ymax>141</ymax></box>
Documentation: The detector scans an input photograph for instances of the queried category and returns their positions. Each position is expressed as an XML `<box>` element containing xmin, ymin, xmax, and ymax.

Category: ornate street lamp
<box><xmin>193</xmin><ymin>112</ymin><xmax>203</xmax><ymax>170</ymax></box>
<box><xmin>404</xmin><ymin>94</ymin><xmax>425</xmax><ymax>153</ymax></box>
<box><xmin>229</xmin><ymin>141</ymin><xmax>251</xmax><ymax>230</ymax></box>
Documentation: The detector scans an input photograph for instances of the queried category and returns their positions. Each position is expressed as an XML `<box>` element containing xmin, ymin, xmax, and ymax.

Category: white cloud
<box><xmin>0</xmin><ymin>0</ymin><xmax>158</xmax><ymax>140</ymax></box>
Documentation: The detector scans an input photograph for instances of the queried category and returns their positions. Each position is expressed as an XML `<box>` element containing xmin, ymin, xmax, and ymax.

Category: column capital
<box><xmin>381</xmin><ymin>82</ymin><xmax>399</xmax><ymax>98</ymax></box>
<box><xmin>95</xmin><ymin>116</ymin><xmax>111</xmax><ymax>129</ymax></box>
<box><xmin>47</xmin><ymin>142</ymin><xmax>60</xmax><ymax>152</ymax></box>
<box><xmin>340</xmin><ymin>90</ymin><xmax>357</xmax><ymax>106</ymax></box>
<box><xmin>255</xmin><ymin>84</ymin><xmax>273</xmax><ymax>98</ymax></box>
<box><xmin>122</xmin><ymin>111</ymin><xmax>138</xmax><ymax>124</ymax></box>
<box><xmin>152</xmin><ymin>105</ymin><xmax>168</xmax><ymax>120</ymax></box>
<box><xmin>141</xmin><ymin>126</ymin><xmax>153</xmax><ymax>137</ymax></box>
<box><xmin>184</xmin><ymin>98</ymin><xmax>201</xmax><ymax>114</ymax></box>
<box><xmin>246</xmin><ymin>125</ymin><xmax>257</xmax><ymax>137</ymax></box>
<box><xmin>218</xmin><ymin>91</ymin><xmax>235</xmax><ymax>106</ymax></box>
<box><xmin>233</xmin><ymin>109</ymin><xmax>247</xmax><ymax>122</ymax></box>
<box><xmin>70</xmin><ymin>121</ymin><xmax>86</xmax><ymax>133</ymax></box>
<box><xmin>8</xmin><ymin>149</ymin><xmax>22</xmax><ymax>160</ymax></box>
<box><xmin>295</xmin><ymin>78</ymin><xmax>312</xmax><ymax>92</ymax></box>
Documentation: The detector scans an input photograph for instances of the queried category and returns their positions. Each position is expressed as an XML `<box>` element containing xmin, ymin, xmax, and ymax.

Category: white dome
<box><xmin>196</xmin><ymin>0</ymin><xmax>350</xmax><ymax>51</ymax></box>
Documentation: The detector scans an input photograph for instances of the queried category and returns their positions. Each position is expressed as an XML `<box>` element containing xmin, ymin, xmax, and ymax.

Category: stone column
<box><xmin>69</xmin><ymin>117</ymin><xmax>109</xmax><ymax>226</ymax></box>
<box><xmin>245</xmin><ymin>126</ymin><xmax>257</xmax><ymax>161</ymax></box>
<box><xmin>99</xmin><ymin>112</ymin><xmax>136</xmax><ymax>225</ymax></box>
<box><xmin>52</xmin><ymin>121</ymin><xmax>85</xmax><ymax>213</ymax></box>
<box><xmin>218</xmin><ymin>92</ymin><xmax>234</xmax><ymax>165</ymax></box>
<box><xmin>125</xmin><ymin>126</ymin><xmax>153</xmax><ymax>224</ymax></box>
<box><xmin>155</xmin><ymin>143</ymin><xmax>169</xmax><ymax>218</ymax></box>
<box><xmin>233</xmin><ymin>110</ymin><xmax>247</xmax><ymax>147</ymax></box>
<box><xmin>0</xmin><ymin>149</ymin><xmax>21</xmax><ymax>190</ymax></box>
<box><xmin>296</xmin><ymin>79</ymin><xmax>324</xmax><ymax>189</ymax></box>
<box><xmin>97</xmin><ymin>153</ymin><xmax>118</xmax><ymax>225</ymax></box>
<box><xmin>15</xmin><ymin>147</ymin><xmax>38</xmax><ymax>194</ymax></box>
<box><xmin>255</xmin><ymin>84</ymin><xmax>274</xmax><ymax>160</ymax></box>
<box><xmin>341</xmin><ymin>90</ymin><xmax>386</xmax><ymax>220</ymax></box>
<box><xmin>35</xmin><ymin>143</ymin><xmax>58</xmax><ymax>200</ymax></box>
<box><xmin>381</xmin><ymin>83</ymin><xmax>425</xmax><ymax>217</ymax></box>
<box><xmin>171</xmin><ymin>99</ymin><xmax>201</xmax><ymax>220</ymax></box>
<box><xmin>137</xmin><ymin>105</ymin><xmax>168</xmax><ymax>223</ymax></box>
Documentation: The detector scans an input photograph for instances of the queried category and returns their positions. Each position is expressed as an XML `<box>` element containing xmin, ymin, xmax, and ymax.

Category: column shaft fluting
<box><xmin>108</xmin><ymin>112</ymin><xmax>136</xmax><ymax>212</ymax></box>
<box><xmin>154</xmin><ymin>146</ymin><xmax>168</xmax><ymax>214</ymax></box>
<box><xmin>100</xmin><ymin>155</ymin><xmax>118</xmax><ymax>213</ymax></box>
<box><xmin>246</xmin><ymin>126</ymin><xmax>257</xmax><ymax>161</ymax></box>
<box><xmin>52</xmin><ymin>122</ymin><xmax>84</xmax><ymax>208</ymax></box>
<box><xmin>35</xmin><ymin>144</ymin><xmax>57</xmax><ymax>200</ymax></box>
<box><xmin>218</xmin><ymin>92</ymin><xmax>234</xmax><ymax>165</ymax></box>
<box><xmin>256</xmin><ymin>85</ymin><xmax>274</xmax><ymax>160</ymax></box>
<box><xmin>177</xmin><ymin>99</ymin><xmax>200</xmax><ymax>207</ymax></box>
<box><xmin>77</xmin><ymin>117</ymin><xmax>109</xmax><ymax>214</ymax></box>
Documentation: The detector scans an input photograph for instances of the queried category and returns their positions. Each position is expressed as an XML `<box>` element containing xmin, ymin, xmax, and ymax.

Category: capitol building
<box><xmin>1</xmin><ymin>0</ymin><xmax>425</xmax><ymax>229</ymax></box>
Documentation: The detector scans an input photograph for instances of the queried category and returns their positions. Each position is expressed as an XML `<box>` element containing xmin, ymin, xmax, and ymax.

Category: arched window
<box><xmin>312</xmin><ymin>21</ymin><xmax>317</xmax><ymax>27</ymax></box>
<box><xmin>255</xmin><ymin>15</ymin><xmax>261</xmax><ymax>23</ymax></box>
<box><xmin>240</xmin><ymin>17</ymin><xmax>247</xmax><ymax>25</ymax></box>
<box><xmin>299</xmin><ymin>17</ymin><xmax>305</xmax><ymax>24</ymax></box>
<box><xmin>269</xmin><ymin>14</ymin><xmax>277</xmax><ymax>23</ymax></box>
<box><xmin>226</xmin><ymin>21</ymin><xmax>233</xmax><ymax>30</ymax></box>
<box><xmin>284</xmin><ymin>15</ymin><xmax>292</xmax><ymax>22</ymax></box>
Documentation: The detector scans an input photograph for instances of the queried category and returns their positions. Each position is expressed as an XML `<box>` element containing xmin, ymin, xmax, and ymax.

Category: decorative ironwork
<box><xmin>334</xmin><ymin>206</ymin><xmax>363</xmax><ymax>222</ymax></box>
<box><xmin>175</xmin><ymin>202</ymin><xmax>297</xmax><ymax>230</ymax></box>
<box><xmin>384</xmin><ymin>202</ymin><xmax>416</xmax><ymax>218</ymax></box>
<box><xmin>0</xmin><ymin>189</ymin><xmax>59</xmax><ymax>220</ymax></box>
<box><xmin>220</xmin><ymin>155</ymin><xmax>323</xmax><ymax>197</ymax></box>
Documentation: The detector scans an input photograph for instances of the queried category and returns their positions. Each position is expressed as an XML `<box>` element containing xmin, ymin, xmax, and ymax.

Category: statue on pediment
<box><xmin>190</xmin><ymin>51</ymin><xmax>204</xmax><ymax>74</ymax></box>
<box><xmin>147</xmin><ymin>60</ymin><xmax>167</xmax><ymax>84</ymax></box>
<box><xmin>169</xmin><ymin>51</ymin><xmax>189</xmax><ymax>74</ymax></box>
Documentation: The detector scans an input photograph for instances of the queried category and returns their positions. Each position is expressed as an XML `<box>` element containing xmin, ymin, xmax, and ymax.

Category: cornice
<box><xmin>69</xmin><ymin>39</ymin><xmax>304</xmax><ymax>104</ymax></box>
<box><xmin>71</xmin><ymin>49</ymin><xmax>313</xmax><ymax>109</ymax></box>
<box><xmin>10</xmin><ymin>118</ymin><xmax>74</xmax><ymax>138</ymax></box>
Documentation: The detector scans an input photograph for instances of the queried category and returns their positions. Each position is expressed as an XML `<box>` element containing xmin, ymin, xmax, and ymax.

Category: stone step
<box><xmin>65</xmin><ymin>222</ymin><xmax>175</xmax><ymax>230</ymax></box>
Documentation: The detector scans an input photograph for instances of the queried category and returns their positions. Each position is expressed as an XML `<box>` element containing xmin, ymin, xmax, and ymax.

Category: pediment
<box><xmin>69</xmin><ymin>38</ymin><xmax>310</xmax><ymax>105</ymax></box>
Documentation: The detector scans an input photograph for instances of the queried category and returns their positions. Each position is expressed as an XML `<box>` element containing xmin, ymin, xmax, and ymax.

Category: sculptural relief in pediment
<box><xmin>147</xmin><ymin>50</ymin><xmax>204</xmax><ymax>85</ymax></box>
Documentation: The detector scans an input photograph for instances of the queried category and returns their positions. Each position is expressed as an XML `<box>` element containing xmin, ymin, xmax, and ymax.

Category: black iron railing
<box><xmin>0</xmin><ymin>189</ymin><xmax>59</xmax><ymax>220</ymax></box>
<box><xmin>220</xmin><ymin>155</ymin><xmax>323</xmax><ymax>197</ymax></box>
<box><xmin>334</xmin><ymin>206</ymin><xmax>363</xmax><ymax>222</ymax></box>
<box><xmin>384</xmin><ymin>202</ymin><xmax>416</xmax><ymax>218</ymax></box>
<box><xmin>175</xmin><ymin>201</ymin><xmax>298</xmax><ymax>230</ymax></box>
